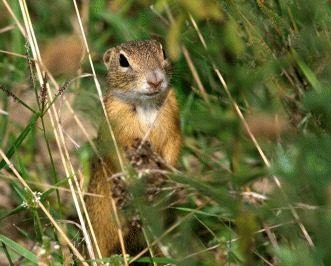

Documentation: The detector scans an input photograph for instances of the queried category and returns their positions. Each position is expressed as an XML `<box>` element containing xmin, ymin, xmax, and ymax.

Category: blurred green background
<box><xmin>0</xmin><ymin>0</ymin><xmax>331</xmax><ymax>265</ymax></box>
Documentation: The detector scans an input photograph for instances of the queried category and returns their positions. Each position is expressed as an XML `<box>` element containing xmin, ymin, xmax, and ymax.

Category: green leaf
<box><xmin>10</xmin><ymin>181</ymin><xmax>27</xmax><ymax>202</ymax></box>
<box><xmin>100</xmin><ymin>12</ymin><xmax>138</xmax><ymax>41</ymax></box>
<box><xmin>0</xmin><ymin>234</ymin><xmax>38</xmax><ymax>264</ymax></box>
<box><xmin>0</xmin><ymin>204</ymin><xmax>25</xmax><ymax>221</ymax></box>
<box><xmin>134</xmin><ymin>256</ymin><xmax>176</xmax><ymax>264</ymax></box>
<box><xmin>40</xmin><ymin>177</ymin><xmax>69</xmax><ymax>201</ymax></box>
<box><xmin>1</xmin><ymin>242</ymin><xmax>14</xmax><ymax>266</ymax></box>
<box><xmin>171</xmin><ymin>173</ymin><xmax>237</xmax><ymax>212</ymax></box>
<box><xmin>174</xmin><ymin>206</ymin><xmax>229</xmax><ymax>218</ymax></box>
<box><xmin>0</xmin><ymin>113</ymin><xmax>39</xmax><ymax>170</ymax></box>
<box><xmin>293</xmin><ymin>50</ymin><xmax>323</xmax><ymax>92</ymax></box>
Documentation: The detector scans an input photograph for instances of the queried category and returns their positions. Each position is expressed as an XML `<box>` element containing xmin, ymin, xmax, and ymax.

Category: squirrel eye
<box><xmin>119</xmin><ymin>54</ymin><xmax>130</xmax><ymax>67</ymax></box>
<box><xmin>162</xmin><ymin>48</ymin><xmax>167</xmax><ymax>60</ymax></box>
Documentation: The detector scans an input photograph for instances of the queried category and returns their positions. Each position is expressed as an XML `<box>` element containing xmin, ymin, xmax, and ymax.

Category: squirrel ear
<box><xmin>103</xmin><ymin>48</ymin><xmax>114</xmax><ymax>69</ymax></box>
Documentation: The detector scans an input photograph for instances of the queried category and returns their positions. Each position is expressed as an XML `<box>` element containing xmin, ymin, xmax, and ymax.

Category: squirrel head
<box><xmin>103</xmin><ymin>40</ymin><xmax>171</xmax><ymax>104</ymax></box>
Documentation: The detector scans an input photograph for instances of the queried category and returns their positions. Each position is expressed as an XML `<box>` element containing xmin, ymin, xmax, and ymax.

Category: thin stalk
<box><xmin>0</xmin><ymin>149</ymin><xmax>87</xmax><ymax>264</ymax></box>
<box><xmin>1</xmin><ymin>243</ymin><xmax>14</xmax><ymax>266</ymax></box>
<box><xmin>18</xmin><ymin>0</ymin><xmax>97</xmax><ymax>262</ymax></box>
<box><xmin>32</xmin><ymin>209</ymin><xmax>43</xmax><ymax>242</ymax></box>
<box><xmin>39</xmin><ymin>115</ymin><xmax>63</xmax><ymax>217</ymax></box>
<box><xmin>188</xmin><ymin>13</ymin><xmax>315</xmax><ymax>248</ymax></box>
<box><xmin>72</xmin><ymin>0</ymin><xmax>128</xmax><ymax>263</ymax></box>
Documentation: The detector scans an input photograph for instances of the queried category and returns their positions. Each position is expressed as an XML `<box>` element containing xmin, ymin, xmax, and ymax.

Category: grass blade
<box><xmin>0</xmin><ymin>204</ymin><xmax>25</xmax><ymax>221</ymax></box>
<box><xmin>0</xmin><ymin>113</ymin><xmax>39</xmax><ymax>170</ymax></box>
<box><xmin>0</xmin><ymin>234</ymin><xmax>38</xmax><ymax>264</ymax></box>
<box><xmin>1</xmin><ymin>242</ymin><xmax>14</xmax><ymax>266</ymax></box>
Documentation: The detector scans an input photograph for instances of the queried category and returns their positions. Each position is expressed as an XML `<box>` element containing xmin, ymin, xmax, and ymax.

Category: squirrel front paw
<box><xmin>124</xmin><ymin>138</ymin><xmax>164</xmax><ymax>169</ymax></box>
<box><xmin>110</xmin><ymin>173</ymin><xmax>130</xmax><ymax>209</ymax></box>
<box><xmin>123</xmin><ymin>138</ymin><xmax>168</xmax><ymax>201</ymax></box>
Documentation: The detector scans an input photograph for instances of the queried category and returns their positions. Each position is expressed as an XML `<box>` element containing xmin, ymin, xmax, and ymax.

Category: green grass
<box><xmin>1</xmin><ymin>0</ymin><xmax>331</xmax><ymax>265</ymax></box>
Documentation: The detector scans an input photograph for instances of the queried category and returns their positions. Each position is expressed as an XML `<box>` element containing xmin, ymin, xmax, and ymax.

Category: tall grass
<box><xmin>0</xmin><ymin>0</ymin><xmax>331</xmax><ymax>265</ymax></box>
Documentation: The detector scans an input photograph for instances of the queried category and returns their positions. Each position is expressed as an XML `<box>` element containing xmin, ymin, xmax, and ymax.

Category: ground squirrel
<box><xmin>85</xmin><ymin>40</ymin><xmax>182</xmax><ymax>257</ymax></box>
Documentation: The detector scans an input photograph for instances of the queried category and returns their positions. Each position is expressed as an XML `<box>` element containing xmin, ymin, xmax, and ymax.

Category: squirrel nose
<box><xmin>147</xmin><ymin>79</ymin><xmax>163</xmax><ymax>89</ymax></box>
<box><xmin>147</xmin><ymin>70</ymin><xmax>164</xmax><ymax>90</ymax></box>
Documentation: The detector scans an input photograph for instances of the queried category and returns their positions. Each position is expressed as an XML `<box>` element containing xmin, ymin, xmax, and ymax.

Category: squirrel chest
<box><xmin>136</xmin><ymin>105</ymin><xmax>158</xmax><ymax>127</ymax></box>
<box><xmin>104</xmin><ymin>89</ymin><xmax>180</xmax><ymax>165</ymax></box>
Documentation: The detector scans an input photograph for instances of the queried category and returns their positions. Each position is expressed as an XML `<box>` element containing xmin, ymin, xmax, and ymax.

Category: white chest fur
<box><xmin>136</xmin><ymin>105</ymin><xmax>159</xmax><ymax>128</ymax></box>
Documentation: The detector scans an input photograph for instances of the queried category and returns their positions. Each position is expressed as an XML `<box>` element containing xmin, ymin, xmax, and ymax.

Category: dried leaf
<box><xmin>167</xmin><ymin>15</ymin><xmax>184</xmax><ymax>60</ymax></box>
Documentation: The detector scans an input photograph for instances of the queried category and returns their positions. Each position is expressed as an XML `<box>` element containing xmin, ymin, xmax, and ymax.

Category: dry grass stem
<box><xmin>188</xmin><ymin>14</ymin><xmax>315</xmax><ymax>248</ymax></box>
<box><xmin>46</xmin><ymin>72</ymin><xmax>100</xmax><ymax>156</ymax></box>
<box><xmin>16</xmin><ymin>0</ymin><xmax>98</xmax><ymax>262</ymax></box>
<box><xmin>19</xmin><ymin>2</ymin><xmax>99</xmax><ymax>262</ymax></box>
<box><xmin>181</xmin><ymin>46</ymin><xmax>210</xmax><ymax>104</ymax></box>
<box><xmin>129</xmin><ymin>210</ymin><xmax>195</xmax><ymax>263</ymax></box>
<box><xmin>72</xmin><ymin>0</ymin><xmax>124</xmax><ymax>171</ymax></box>
<box><xmin>0</xmin><ymin>108</ymin><xmax>8</xmax><ymax>115</ymax></box>
<box><xmin>0</xmin><ymin>49</ymin><xmax>29</xmax><ymax>58</ymax></box>
<box><xmin>141</xmin><ymin>227</ymin><xmax>157</xmax><ymax>266</ymax></box>
<box><xmin>254</xmin><ymin>251</ymin><xmax>275</xmax><ymax>266</ymax></box>
<box><xmin>263</xmin><ymin>223</ymin><xmax>279</xmax><ymax>249</ymax></box>
<box><xmin>0</xmin><ymin>170</ymin><xmax>103</xmax><ymax>197</ymax></box>
<box><xmin>165</xmin><ymin>5</ymin><xmax>209</xmax><ymax>104</ymax></box>
<box><xmin>180</xmin><ymin>244</ymin><xmax>220</xmax><ymax>261</ymax></box>
<box><xmin>0</xmin><ymin>149</ymin><xmax>88</xmax><ymax>265</ymax></box>
<box><xmin>0</xmin><ymin>24</ymin><xmax>15</xmax><ymax>34</ymax></box>
<box><xmin>72</xmin><ymin>0</ymin><xmax>128</xmax><ymax>263</ymax></box>
<box><xmin>2</xmin><ymin>0</ymin><xmax>26</xmax><ymax>35</ymax></box>
<box><xmin>0</xmin><ymin>1</ymin><xmax>324</xmax><ymax>265</ymax></box>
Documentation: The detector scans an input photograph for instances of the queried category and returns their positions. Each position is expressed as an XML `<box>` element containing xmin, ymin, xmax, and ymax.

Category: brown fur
<box><xmin>85</xmin><ymin>40</ymin><xmax>181</xmax><ymax>257</ymax></box>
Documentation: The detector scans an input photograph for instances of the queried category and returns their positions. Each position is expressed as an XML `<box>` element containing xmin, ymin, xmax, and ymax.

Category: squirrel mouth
<box><xmin>143</xmin><ymin>90</ymin><xmax>160</xmax><ymax>96</ymax></box>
